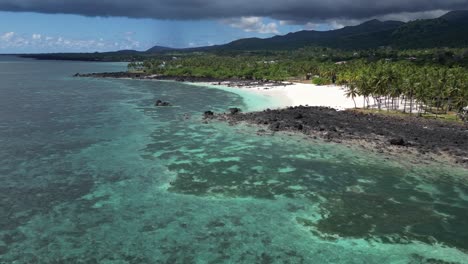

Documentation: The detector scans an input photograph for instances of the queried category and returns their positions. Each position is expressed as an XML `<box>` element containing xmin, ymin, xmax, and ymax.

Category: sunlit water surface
<box><xmin>1</xmin><ymin>56</ymin><xmax>467</xmax><ymax>263</ymax></box>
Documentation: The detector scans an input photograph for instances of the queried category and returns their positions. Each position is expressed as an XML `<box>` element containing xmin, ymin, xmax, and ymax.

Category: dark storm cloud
<box><xmin>0</xmin><ymin>0</ymin><xmax>467</xmax><ymax>22</ymax></box>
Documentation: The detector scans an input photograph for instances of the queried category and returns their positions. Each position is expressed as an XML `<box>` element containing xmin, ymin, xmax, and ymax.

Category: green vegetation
<box><xmin>392</xmin><ymin>11</ymin><xmax>468</xmax><ymax>49</ymax></box>
<box><xmin>312</xmin><ymin>77</ymin><xmax>331</xmax><ymax>86</ymax></box>
<box><xmin>336</xmin><ymin>60</ymin><xmax>468</xmax><ymax>117</ymax></box>
<box><xmin>133</xmin><ymin>47</ymin><xmax>468</xmax><ymax>120</ymax></box>
<box><xmin>130</xmin><ymin>55</ymin><xmax>294</xmax><ymax>80</ymax></box>
<box><xmin>132</xmin><ymin>47</ymin><xmax>468</xmax><ymax>76</ymax></box>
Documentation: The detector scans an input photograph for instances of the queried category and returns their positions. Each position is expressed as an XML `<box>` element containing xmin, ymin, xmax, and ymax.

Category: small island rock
<box><xmin>155</xmin><ymin>100</ymin><xmax>171</xmax><ymax>107</ymax></box>
<box><xmin>204</xmin><ymin>111</ymin><xmax>215</xmax><ymax>118</ymax></box>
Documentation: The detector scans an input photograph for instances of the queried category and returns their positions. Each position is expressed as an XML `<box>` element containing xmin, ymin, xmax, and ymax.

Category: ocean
<box><xmin>1</xmin><ymin>56</ymin><xmax>467</xmax><ymax>263</ymax></box>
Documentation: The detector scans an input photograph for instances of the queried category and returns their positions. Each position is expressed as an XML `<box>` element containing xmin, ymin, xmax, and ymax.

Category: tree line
<box><xmin>129</xmin><ymin>48</ymin><xmax>468</xmax><ymax>119</ymax></box>
<box><xmin>336</xmin><ymin>61</ymin><xmax>468</xmax><ymax>118</ymax></box>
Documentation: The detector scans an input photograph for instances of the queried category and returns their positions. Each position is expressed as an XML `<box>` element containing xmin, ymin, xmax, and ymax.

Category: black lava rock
<box><xmin>270</xmin><ymin>122</ymin><xmax>281</xmax><ymax>131</ymax></box>
<box><xmin>203</xmin><ymin>111</ymin><xmax>215</xmax><ymax>118</ymax></box>
<box><xmin>294</xmin><ymin>113</ymin><xmax>304</xmax><ymax>119</ymax></box>
<box><xmin>218</xmin><ymin>106</ymin><xmax>468</xmax><ymax>165</ymax></box>
<box><xmin>229</xmin><ymin>108</ymin><xmax>242</xmax><ymax>115</ymax></box>
<box><xmin>389</xmin><ymin>138</ymin><xmax>406</xmax><ymax>146</ymax></box>
<box><xmin>155</xmin><ymin>100</ymin><xmax>171</xmax><ymax>107</ymax></box>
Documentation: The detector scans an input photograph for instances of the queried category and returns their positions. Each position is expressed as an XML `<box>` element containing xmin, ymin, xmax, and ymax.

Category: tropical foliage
<box><xmin>134</xmin><ymin>48</ymin><xmax>468</xmax><ymax>119</ymax></box>
<box><xmin>336</xmin><ymin>61</ymin><xmax>468</xmax><ymax>117</ymax></box>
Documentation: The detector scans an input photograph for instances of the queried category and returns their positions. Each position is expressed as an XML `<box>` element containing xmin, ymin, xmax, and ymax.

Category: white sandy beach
<box><xmin>256</xmin><ymin>83</ymin><xmax>365</xmax><ymax>110</ymax></box>
<box><xmin>202</xmin><ymin>82</ymin><xmax>366</xmax><ymax>111</ymax></box>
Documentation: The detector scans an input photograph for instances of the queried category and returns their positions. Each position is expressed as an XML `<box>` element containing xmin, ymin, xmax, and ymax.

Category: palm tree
<box><xmin>345</xmin><ymin>83</ymin><xmax>359</xmax><ymax>109</ymax></box>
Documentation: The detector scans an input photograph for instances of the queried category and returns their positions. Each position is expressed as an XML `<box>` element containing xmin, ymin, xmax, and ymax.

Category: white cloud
<box><xmin>0</xmin><ymin>32</ymin><xmax>30</xmax><ymax>48</ymax></box>
<box><xmin>320</xmin><ymin>10</ymin><xmax>448</xmax><ymax>30</ymax></box>
<box><xmin>377</xmin><ymin>9</ymin><xmax>448</xmax><ymax>22</ymax></box>
<box><xmin>122</xmin><ymin>34</ymin><xmax>140</xmax><ymax>50</ymax></box>
<box><xmin>304</xmin><ymin>22</ymin><xmax>318</xmax><ymax>30</ymax></box>
<box><xmin>1</xmin><ymin>32</ymin><xmax>15</xmax><ymax>41</ymax></box>
<box><xmin>222</xmin><ymin>17</ymin><xmax>280</xmax><ymax>34</ymax></box>
<box><xmin>0</xmin><ymin>31</ymin><xmax>147</xmax><ymax>52</ymax></box>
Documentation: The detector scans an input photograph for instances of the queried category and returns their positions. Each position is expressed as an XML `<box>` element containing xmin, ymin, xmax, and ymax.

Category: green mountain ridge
<box><xmin>203</xmin><ymin>11</ymin><xmax>468</xmax><ymax>51</ymax></box>
<box><xmin>391</xmin><ymin>11</ymin><xmax>468</xmax><ymax>49</ymax></box>
<box><xmin>216</xmin><ymin>20</ymin><xmax>405</xmax><ymax>50</ymax></box>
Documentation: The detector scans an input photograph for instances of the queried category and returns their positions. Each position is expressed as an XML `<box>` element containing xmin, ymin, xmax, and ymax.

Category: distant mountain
<box><xmin>440</xmin><ymin>10</ymin><xmax>468</xmax><ymax>21</ymax></box>
<box><xmin>114</xmin><ymin>49</ymin><xmax>140</xmax><ymax>54</ymax></box>
<box><xmin>146</xmin><ymin>45</ymin><xmax>173</xmax><ymax>53</ymax></box>
<box><xmin>213</xmin><ymin>19</ymin><xmax>404</xmax><ymax>50</ymax></box>
<box><xmin>391</xmin><ymin>10</ymin><xmax>468</xmax><ymax>49</ymax></box>
<box><xmin>162</xmin><ymin>10</ymin><xmax>467</xmax><ymax>51</ymax></box>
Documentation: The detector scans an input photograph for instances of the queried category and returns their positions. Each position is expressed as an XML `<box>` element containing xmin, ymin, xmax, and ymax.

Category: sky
<box><xmin>0</xmin><ymin>0</ymin><xmax>467</xmax><ymax>53</ymax></box>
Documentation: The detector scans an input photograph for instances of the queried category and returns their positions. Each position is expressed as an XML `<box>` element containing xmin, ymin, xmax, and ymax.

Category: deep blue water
<box><xmin>1</xmin><ymin>56</ymin><xmax>468</xmax><ymax>263</ymax></box>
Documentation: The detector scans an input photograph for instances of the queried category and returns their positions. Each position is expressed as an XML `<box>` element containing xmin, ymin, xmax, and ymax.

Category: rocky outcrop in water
<box><xmin>155</xmin><ymin>100</ymin><xmax>171</xmax><ymax>107</ymax></box>
<box><xmin>203</xmin><ymin>111</ymin><xmax>215</xmax><ymax>119</ymax></box>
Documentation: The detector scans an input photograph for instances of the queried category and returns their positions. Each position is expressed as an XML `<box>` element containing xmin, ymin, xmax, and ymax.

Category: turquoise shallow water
<box><xmin>1</xmin><ymin>56</ymin><xmax>468</xmax><ymax>263</ymax></box>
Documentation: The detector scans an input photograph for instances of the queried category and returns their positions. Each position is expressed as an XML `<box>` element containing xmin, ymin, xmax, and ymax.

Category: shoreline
<box><xmin>75</xmin><ymin>72</ymin><xmax>362</xmax><ymax>111</ymax></box>
<box><xmin>76</xmin><ymin>72</ymin><xmax>468</xmax><ymax>168</ymax></box>
<box><xmin>207</xmin><ymin>107</ymin><xmax>468</xmax><ymax>169</ymax></box>
<box><xmin>74</xmin><ymin>72</ymin><xmax>293</xmax><ymax>89</ymax></box>
<box><xmin>201</xmin><ymin>81</ymin><xmax>363</xmax><ymax>111</ymax></box>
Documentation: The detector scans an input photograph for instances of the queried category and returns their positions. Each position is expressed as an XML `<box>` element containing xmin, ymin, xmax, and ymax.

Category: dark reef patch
<box><xmin>0</xmin><ymin>175</ymin><xmax>95</xmax><ymax>232</ymax></box>
<box><xmin>296</xmin><ymin>188</ymin><xmax>468</xmax><ymax>251</ymax></box>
